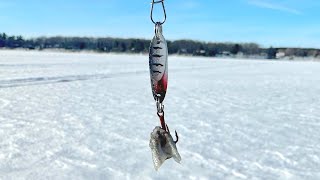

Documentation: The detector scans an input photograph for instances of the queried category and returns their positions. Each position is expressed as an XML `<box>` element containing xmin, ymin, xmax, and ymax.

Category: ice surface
<box><xmin>0</xmin><ymin>50</ymin><xmax>320</xmax><ymax>179</ymax></box>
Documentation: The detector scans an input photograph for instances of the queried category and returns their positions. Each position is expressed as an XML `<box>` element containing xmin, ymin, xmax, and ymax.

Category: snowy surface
<box><xmin>0</xmin><ymin>50</ymin><xmax>320</xmax><ymax>179</ymax></box>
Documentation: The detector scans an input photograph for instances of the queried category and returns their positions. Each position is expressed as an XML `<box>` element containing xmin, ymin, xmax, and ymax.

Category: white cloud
<box><xmin>248</xmin><ymin>0</ymin><xmax>302</xmax><ymax>15</ymax></box>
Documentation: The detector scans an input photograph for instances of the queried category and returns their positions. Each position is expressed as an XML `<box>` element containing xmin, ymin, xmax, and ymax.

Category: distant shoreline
<box><xmin>1</xmin><ymin>33</ymin><xmax>320</xmax><ymax>61</ymax></box>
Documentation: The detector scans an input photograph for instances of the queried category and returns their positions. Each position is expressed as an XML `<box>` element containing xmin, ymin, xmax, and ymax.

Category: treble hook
<box><xmin>150</xmin><ymin>0</ymin><xmax>167</xmax><ymax>25</ymax></box>
<box><xmin>165</xmin><ymin>124</ymin><xmax>179</xmax><ymax>144</ymax></box>
<box><xmin>157</xmin><ymin>109</ymin><xmax>179</xmax><ymax>144</ymax></box>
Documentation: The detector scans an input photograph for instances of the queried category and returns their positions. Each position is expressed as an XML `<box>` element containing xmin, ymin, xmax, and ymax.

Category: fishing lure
<box><xmin>149</xmin><ymin>23</ymin><xmax>168</xmax><ymax>104</ymax></box>
<box><xmin>148</xmin><ymin>0</ymin><xmax>181</xmax><ymax>170</ymax></box>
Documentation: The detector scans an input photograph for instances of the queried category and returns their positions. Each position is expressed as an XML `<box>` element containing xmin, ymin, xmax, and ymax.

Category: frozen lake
<box><xmin>0</xmin><ymin>50</ymin><xmax>320</xmax><ymax>179</ymax></box>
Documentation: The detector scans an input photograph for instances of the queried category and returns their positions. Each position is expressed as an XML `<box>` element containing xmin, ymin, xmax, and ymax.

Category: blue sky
<box><xmin>1</xmin><ymin>0</ymin><xmax>320</xmax><ymax>48</ymax></box>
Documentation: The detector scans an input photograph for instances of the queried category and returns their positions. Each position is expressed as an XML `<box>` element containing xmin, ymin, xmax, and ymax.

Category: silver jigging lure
<box><xmin>149</xmin><ymin>23</ymin><xmax>168</xmax><ymax>104</ymax></box>
<box><xmin>148</xmin><ymin>0</ymin><xmax>181</xmax><ymax>171</ymax></box>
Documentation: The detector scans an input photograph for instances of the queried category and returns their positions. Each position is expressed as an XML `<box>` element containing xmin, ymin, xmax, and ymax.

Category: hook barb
<box><xmin>174</xmin><ymin>130</ymin><xmax>179</xmax><ymax>144</ymax></box>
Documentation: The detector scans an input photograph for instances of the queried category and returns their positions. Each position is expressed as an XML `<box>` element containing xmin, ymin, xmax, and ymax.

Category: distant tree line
<box><xmin>1</xmin><ymin>32</ymin><xmax>319</xmax><ymax>60</ymax></box>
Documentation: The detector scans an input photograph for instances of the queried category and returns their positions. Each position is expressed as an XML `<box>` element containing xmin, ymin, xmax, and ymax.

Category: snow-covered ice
<box><xmin>0</xmin><ymin>50</ymin><xmax>320</xmax><ymax>179</ymax></box>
